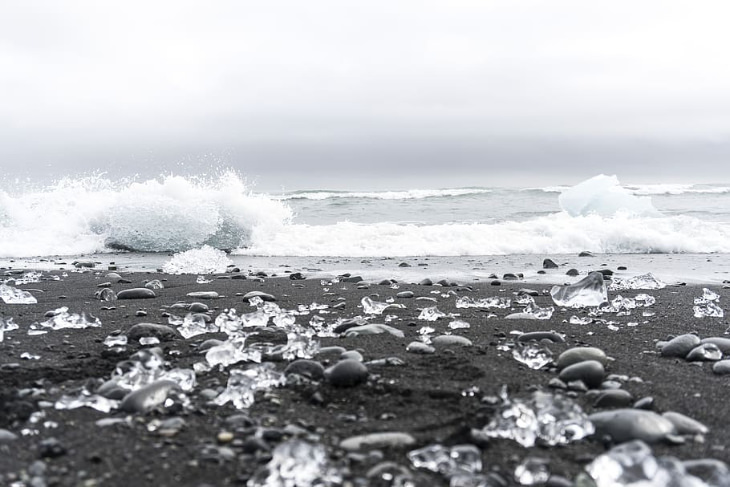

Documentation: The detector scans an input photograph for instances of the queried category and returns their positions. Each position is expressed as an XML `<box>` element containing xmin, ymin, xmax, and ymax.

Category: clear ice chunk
<box><xmin>694</xmin><ymin>288</ymin><xmax>724</xmax><ymax>318</ymax></box>
<box><xmin>449</xmin><ymin>320</ymin><xmax>471</xmax><ymax>330</ymax></box>
<box><xmin>0</xmin><ymin>284</ymin><xmax>37</xmax><ymax>304</ymax></box>
<box><xmin>512</xmin><ymin>343</ymin><xmax>553</xmax><ymax>370</ymax></box>
<box><xmin>145</xmin><ymin>279</ymin><xmax>164</xmax><ymax>290</ymax></box>
<box><xmin>40</xmin><ymin>307</ymin><xmax>101</xmax><ymax>330</ymax></box>
<box><xmin>213</xmin><ymin>364</ymin><xmax>285</xmax><ymax>410</ymax></box>
<box><xmin>522</xmin><ymin>297</ymin><xmax>554</xmax><ymax>320</ymax></box>
<box><xmin>479</xmin><ymin>390</ymin><xmax>594</xmax><ymax>448</ymax></box>
<box><xmin>408</xmin><ymin>444</ymin><xmax>482</xmax><ymax>478</ymax></box>
<box><xmin>55</xmin><ymin>392</ymin><xmax>117</xmax><ymax>413</ymax></box>
<box><xmin>550</xmin><ymin>272</ymin><xmax>607</xmax><ymax>308</ymax></box>
<box><xmin>609</xmin><ymin>273</ymin><xmax>666</xmax><ymax>291</ymax></box>
<box><xmin>206</xmin><ymin>338</ymin><xmax>262</xmax><ymax>368</ymax></box>
<box><xmin>418</xmin><ymin>306</ymin><xmax>447</xmax><ymax>321</ymax></box>
<box><xmin>170</xmin><ymin>313</ymin><xmax>219</xmax><ymax>339</ymax></box>
<box><xmin>569</xmin><ymin>315</ymin><xmax>593</xmax><ymax>325</ymax></box>
<box><xmin>104</xmin><ymin>334</ymin><xmax>128</xmax><ymax>347</ymax></box>
<box><xmin>362</xmin><ymin>296</ymin><xmax>405</xmax><ymax>315</ymax></box>
<box><xmin>0</xmin><ymin>316</ymin><xmax>19</xmax><ymax>342</ymax></box>
<box><xmin>635</xmin><ymin>293</ymin><xmax>656</xmax><ymax>307</ymax></box>
<box><xmin>247</xmin><ymin>440</ymin><xmax>342</xmax><ymax>487</ymax></box>
<box><xmin>94</xmin><ymin>288</ymin><xmax>117</xmax><ymax>301</ymax></box>
<box><xmin>514</xmin><ymin>457</ymin><xmax>550</xmax><ymax>486</ymax></box>
<box><xmin>456</xmin><ymin>296</ymin><xmax>511</xmax><ymax>309</ymax></box>
<box><xmin>582</xmin><ymin>440</ymin><xmax>710</xmax><ymax>487</ymax></box>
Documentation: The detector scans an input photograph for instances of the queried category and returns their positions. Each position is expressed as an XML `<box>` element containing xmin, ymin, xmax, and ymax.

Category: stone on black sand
<box><xmin>543</xmin><ymin>258</ymin><xmax>559</xmax><ymax>269</ymax></box>
<box><xmin>285</xmin><ymin>360</ymin><xmax>325</xmax><ymax>381</ymax></box>
<box><xmin>242</xmin><ymin>291</ymin><xmax>277</xmax><ymax>302</ymax></box>
<box><xmin>589</xmin><ymin>409</ymin><xmax>676</xmax><ymax>444</ymax></box>
<box><xmin>556</xmin><ymin>347</ymin><xmax>608</xmax><ymax>370</ymax></box>
<box><xmin>117</xmin><ymin>288</ymin><xmax>156</xmax><ymax>300</ymax></box>
<box><xmin>126</xmin><ymin>323</ymin><xmax>179</xmax><ymax>342</ymax></box>
<box><xmin>325</xmin><ymin>359</ymin><xmax>369</xmax><ymax>387</ymax></box>
<box><xmin>558</xmin><ymin>360</ymin><xmax>605</xmax><ymax>389</ymax></box>
<box><xmin>119</xmin><ymin>380</ymin><xmax>180</xmax><ymax>413</ymax></box>
<box><xmin>566</xmin><ymin>269</ymin><xmax>579</xmax><ymax>276</ymax></box>
<box><xmin>659</xmin><ymin>333</ymin><xmax>701</xmax><ymax>358</ymax></box>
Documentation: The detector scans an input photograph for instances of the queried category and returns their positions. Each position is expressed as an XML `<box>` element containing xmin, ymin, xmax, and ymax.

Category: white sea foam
<box><xmin>0</xmin><ymin>172</ymin><xmax>292</xmax><ymax>257</ymax></box>
<box><xmin>276</xmin><ymin>188</ymin><xmax>491</xmax><ymax>201</ymax></box>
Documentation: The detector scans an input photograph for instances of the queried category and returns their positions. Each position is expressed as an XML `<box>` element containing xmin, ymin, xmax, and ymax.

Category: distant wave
<box><xmin>274</xmin><ymin>188</ymin><xmax>492</xmax><ymax>201</ymax></box>
<box><xmin>625</xmin><ymin>184</ymin><xmax>730</xmax><ymax>195</ymax></box>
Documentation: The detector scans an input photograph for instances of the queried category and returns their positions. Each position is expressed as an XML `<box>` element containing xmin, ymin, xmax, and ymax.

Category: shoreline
<box><xmin>1</xmin><ymin>268</ymin><xmax>729</xmax><ymax>485</ymax></box>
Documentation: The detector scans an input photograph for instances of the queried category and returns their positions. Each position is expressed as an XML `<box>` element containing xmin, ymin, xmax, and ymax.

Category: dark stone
<box><xmin>242</xmin><ymin>291</ymin><xmax>276</xmax><ymax>302</ymax></box>
<box><xmin>119</xmin><ymin>380</ymin><xmax>180</xmax><ymax>413</ymax></box>
<box><xmin>659</xmin><ymin>333</ymin><xmax>700</xmax><ymax>358</ymax></box>
<box><xmin>325</xmin><ymin>359</ymin><xmax>369</xmax><ymax>387</ymax></box>
<box><xmin>289</xmin><ymin>272</ymin><xmax>305</xmax><ymax>280</ymax></box>
<box><xmin>566</xmin><ymin>269</ymin><xmax>579</xmax><ymax>276</ymax></box>
<box><xmin>39</xmin><ymin>437</ymin><xmax>67</xmax><ymax>458</ymax></box>
<box><xmin>518</xmin><ymin>331</ymin><xmax>565</xmax><ymax>343</ymax></box>
<box><xmin>593</xmin><ymin>389</ymin><xmax>633</xmax><ymax>409</ymax></box>
<box><xmin>117</xmin><ymin>288</ymin><xmax>156</xmax><ymax>300</ymax></box>
<box><xmin>558</xmin><ymin>360</ymin><xmax>605</xmax><ymax>388</ymax></box>
<box><xmin>284</xmin><ymin>360</ymin><xmax>325</xmax><ymax>381</ymax></box>
<box><xmin>543</xmin><ymin>258</ymin><xmax>559</xmax><ymax>269</ymax></box>
<box><xmin>418</xmin><ymin>278</ymin><xmax>433</xmax><ymax>286</ymax></box>
<box><xmin>578</xmin><ymin>251</ymin><xmax>594</xmax><ymax>257</ymax></box>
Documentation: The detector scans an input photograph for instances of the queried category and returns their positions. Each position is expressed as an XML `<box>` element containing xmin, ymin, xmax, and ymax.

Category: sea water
<box><xmin>1</xmin><ymin>172</ymin><xmax>729</xmax><ymax>283</ymax></box>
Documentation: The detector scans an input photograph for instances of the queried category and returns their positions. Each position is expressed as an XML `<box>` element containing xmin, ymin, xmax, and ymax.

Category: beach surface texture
<box><xmin>1</xmin><ymin>262</ymin><xmax>729</xmax><ymax>486</ymax></box>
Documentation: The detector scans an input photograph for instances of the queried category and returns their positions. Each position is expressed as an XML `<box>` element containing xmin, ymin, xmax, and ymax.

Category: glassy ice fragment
<box><xmin>145</xmin><ymin>279</ymin><xmax>165</xmax><ymax>290</ymax></box>
<box><xmin>247</xmin><ymin>440</ymin><xmax>342</xmax><ymax>487</ymax></box>
<box><xmin>635</xmin><ymin>294</ymin><xmax>656</xmax><ymax>307</ymax></box>
<box><xmin>582</xmin><ymin>440</ymin><xmax>700</xmax><ymax>487</ymax></box>
<box><xmin>206</xmin><ymin>339</ymin><xmax>262</xmax><ymax>368</ymax></box>
<box><xmin>196</xmin><ymin>275</ymin><xmax>211</xmax><ymax>284</ymax></box>
<box><xmin>480</xmin><ymin>391</ymin><xmax>594</xmax><ymax>447</ymax></box>
<box><xmin>569</xmin><ymin>315</ymin><xmax>593</xmax><ymax>325</ymax></box>
<box><xmin>408</xmin><ymin>444</ymin><xmax>482</xmax><ymax>478</ymax></box>
<box><xmin>362</xmin><ymin>296</ymin><xmax>404</xmax><ymax>315</ymax></box>
<box><xmin>213</xmin><ymin>364</ymin><xmax>285</xmax><ymax>410</ymax></box>
<box><xmin>551</xmin><ymin>272</ymin><xmax>607</xmax><ymax>308</ymax></box>
<box><xmin>512</xmin><ymin>343</ymin><xmax>553</xmax><ymax>369</ymax></box>
<box><xmin>456</xmin><ymin>296</ymin><xmax>511</xmax><ymax>309</ymax></box>
<box><xmin>172</xmin><ymin>313</ymin><xmax>219</xmax><ymax>339</ymax></box>
<box><xmin>694</xmin><ymin>288</ymin><xmax>724</xmax><ymax>318</ymax></box>
<box><xmin>523</xmin><ymin>300</ymin><xmax>554</xmax><ymax>320</ymax></box>
<box><xmin>161</xmin><ymin>368</ymin><xmax>196</xmax><ymax>392</ymax></box>
<box><xmin>0</xmin><ymin>284</ymin><xmax>37</xmax><ymax>304</ymax></box>
<box><xmin>104</xmin><ymin>334</ymin><xmax>128</xmax><ymax>347</ymax></box>
<box><xmin>0</xmin><ymin>316</ymin><xmax>19</xmax><ymax>342</ymax></box>
<box><xmin>95</xmin><ymin>288</ymin><xmax>117</xmax><ymax>301</ymax></box>
<box><xmin>609</xmin><ymin>273</ymin><xmax>666</xmax><ymax>291</ymax></box>
<box><xmin>449</xmin><ymin>320</ymin><xmax>471</xmax><ymax>330</ymax></box>
<box><xmin>514</xmin><ymin>457</ymin><xmax>550</xmax><ymax>486</ymax></box>
<box><xmin>139</xmin><ymin>337</ymin><xmax>160</xmax><ymax>345</ymax></box>
<box><xmin>40</xmin><ymin>307</ymin><xmax>101</xmax><ymax>330</ymax></box>
<box><xmin>55</xmin><ymin>392</ymin><xmax>117</xmax><ymax>413</ymax></box>
<box><xmin>419</xmin><ymin>306</ymin><xmax>447</xmax><ymax>321</ymax></box>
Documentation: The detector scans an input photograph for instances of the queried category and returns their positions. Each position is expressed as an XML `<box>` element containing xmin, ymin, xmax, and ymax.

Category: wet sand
<box><xmin>1</xmin><ymin>268</ymin><xmax>729</xmax><ymax>486</ymax></box>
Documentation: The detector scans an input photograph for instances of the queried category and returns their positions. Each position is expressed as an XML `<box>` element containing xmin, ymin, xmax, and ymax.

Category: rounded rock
<box><xmin>662</xmin><ymin>411</ymin><xmax>708</xmax><ymax>435</ymax></box>
<box><xmin>284</xmin><ymin>360</ymin><xmax>325</xmax><ymax>381</ymax></box>
<box><xmin>406</xmin><ymin>341</ymin><xmax>436</xmax><ymax>354</ymax></box>
<box><xmin>117</xmin><ymin>288</ymin><xmax>156</xmax><ymax>300</ymax></box>
<box><xmin>712</xmin><ymin>360</ymin><xmax>730</xmax><ymax>375</ymax></box>
<box><xmin>126</xmin><ymin>323</ymin><xmax>179</xmax><ymax>342</ymax></box>
<box><xmin>685</xmin><ymin>343</ymin><xmax>723</xmax><ymax>362</ymax></box>
<box><xmin>659</xmin><ymin>334</ymin><xmax>701</xmax><ymax>358</ymax></box>
<box><xmin>325</xmin><ymin>359</ymin><xmax>369</xmax><ymax>387</ymax></box>
<box><xmin>589</xmin><ymin>409</ymin><xmax>676</xmax><ymax>443</ymax></box>
<box><xmin>592</xmin><ymin>389</ymin><xmax>633</xmax><ymax>409</ymax></box>
<box><xmin>119</xmin><ymin>380</ymin><xmax>180</xmax><ymax>413</ymax></box>
<box><xmin>431</xmin><ymin>335</ymin><xmax>473</xmax><ymax>348</ymax></box>
<box><xmin>558</xmin><ymin>360</ymin><xmax>605</xmax><ymax>389</ymax></box>
<box><xmin>556</xmin><ymin>347</ymin><xmax>608</xmax><ymax>370</ymax></box>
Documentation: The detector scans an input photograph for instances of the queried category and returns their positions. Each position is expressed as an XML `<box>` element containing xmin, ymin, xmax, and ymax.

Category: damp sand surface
<box><xmin>0</xmin><ymin>268</ymin><xmax>729</xmax><ymax>485</ymax></box>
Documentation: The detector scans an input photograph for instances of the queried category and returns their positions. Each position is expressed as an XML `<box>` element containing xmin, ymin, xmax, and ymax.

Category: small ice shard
<box><xmin>551</xmin><ymin>272</ymin><xmax>608</xmax><ymax>308</ymax></box>
<box><xmin>479</xmin><ymin>390</ymin><xmax>594</xmax><ymax>448</ymax></box>
<box><xmin>247</xmin><ymin>440</ymin><xmax>342</xmax><ymax>487</ymax></box>
<box><xmin>94</xmin><ymin>288</ymin><xmax>117</xmax><ymax>301</ymax></box>
<box><xmin>448</xmin><ymin>319</ymin><xmax>471</xmax><ymax>330</ymax></box>
<box><xmin>693</xmin><ymin>288</ymin><xmax>724</xmax><ymax>318</ymax></box>
<box><xmin>144</xmin><ymin>279</ymin><xmax>164</xmax><ymax>290</ymax></box>
<box><xmin>361</xmin><ymin>296</ymin><xmax>405</xmax><ymax>315</ymax></box>
<box><xmin>0</xmin><ymin>284</ymin><xmax>37</xmax><ymax>304</ymax></box>
<box><xmin>162</xmin><ymin>245</ymin><xmax>233</xmax><ymax>275</ymax></box>
<box><xmin>104</xmin><ymin>334</ymin><xmax>128</xmax><ymax>347</ymax></box>
<box><xmin>581</xmin><ymin>440</ymin><xmax>704</xmax><ymax>487</ymax></box>
<box><xmin>206</xmin><ymin>339</ymin><xmax>262</xmax><ymax>368</ymax></box>
<box><xmin>514</xmin><ymin>457</ymin><xmax>550</xmax><ymax>486</ymax></box>
<box><xmin>634</xmin><ymin>293</ymin><xmax>656</xmax><ymax>307</ymax></box>
<box><xmin>170</xmin><ymin>313</ymin><xmax>219</xmax><ymax>339</ymax></box>
<box><xmin>40</xmin><ymin>307</ymin><xmax>101</xmax><ymax>330</ymax></box>
<box><xmin>512</xmin><ymin>343</ymin><xmax>553</xmax><ymax>370</ymax></box>
<box><xmin>196</xmin><ymin>275</ymin><xmax>212</xmax><ymax>284</ymax></box>
<box><xmin>55</xmin><ymin>392</ymin><xmax>117</xmax><ymax>413</ymax></box>
<box><xmin>522</xmin><ymin>297</ymin><xmax>555</xmax><ymax>320</ymax></box>
<box><xmin>609</xmin><ymin>273</ymin><xmax>666</xmax><ymax>291</ymax></box>
<box><xmin>569</xmin><ymin>315</ymin><xmax>593</xmax><ymax>325</ymax></box>
<box><xmin>456</xmin><ymin>296</ymin><xmax>511</xmax><ymax>309</ymax></box>
<box><xmin>408</xmin><ymin>444</ymin><xmax>482</xmax><ymax>478</ymax></box>
<box><xmin>418</xmin><ymin>306</ymin><xmax>447</xmax><ymax>321</ymax></box>
<box><xmin>0</xmin><ymin>317</ymin><xmax>19</xmax><ymax>342</ymax></box>
<box><xmin>213</xmin><ymin>364</ymin><xmax>285</xmax><ymax>409</ymax></box>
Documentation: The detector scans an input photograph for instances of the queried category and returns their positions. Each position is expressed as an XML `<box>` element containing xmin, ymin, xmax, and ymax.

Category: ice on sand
<box><xmin>0</xmin><ymin>284</ymin><xmax>37</xmax><ymax>304</ymax></box>
<box><xmin>551</xmin><ymin>272</ymin><xmax>608</xmax><ymax>308</ymax></box>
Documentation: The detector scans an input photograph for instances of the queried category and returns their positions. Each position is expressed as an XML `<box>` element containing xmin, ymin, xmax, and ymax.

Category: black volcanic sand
<box><xmin>1</xmin><ymin>269</ymin><xmax>729</xmax><ymax>486</ymax></box>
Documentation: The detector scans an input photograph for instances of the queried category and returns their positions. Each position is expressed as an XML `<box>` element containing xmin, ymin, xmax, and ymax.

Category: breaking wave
<box><xmin>1</xmin><ymin>172</ymin><xmax>729</xmax><ymax>258</ymax></box>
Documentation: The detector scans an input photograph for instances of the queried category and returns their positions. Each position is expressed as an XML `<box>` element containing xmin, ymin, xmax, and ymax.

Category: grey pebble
<box><xmin>518</xmin><ymin>331</ymin><xmax>565</xmax><ymax>343</ymax></box>
<box><xmin>325</xmin><ymin>359</ymin><xmax>369</xmax><ymax>387</ymax></box>
<box><xmin>700</xmin><ymin>337</ymin><xmax>730</xmax><ymax>354</ymax></box>
<box><xmin>592</xmin><ymin>389</ymin><xmax>633</xmax><ymax>409</ymax></box>
<box><xmin>284</xmin><ymin>360</ymin><xmax>325</xmax><ymax>381</ymax></box>
<box><xmin>242</xmin><ymin>291</ymin><xmax>277</xmax><ymax>302</ymax></box>
<box><xmin>187</xmin><ymin>291</ymin><xmax>219</xmax><ymax>299</ymax></box>
<box><xmin>117</xmin><ymin>288</ymin><xmax>156</xmax><ymax>300</ymax></box>
<box><xmin>659</xmin><ymin>333</ymin><xmax>701</xmax><ymax>358</ymax></box>
<box><xmin>589</xmin><ymin>409</ymin><xmax>676</xmax><ymax>443</ymax></box>
<box><xmin>431</xmin><ymin>335</ymin><xmax>473</xmax><ymax>348</ymax></box>
<box><xmin>341</xmin><ymin>350</ymin><xmax>364</xmax><ymax>362</ymax></box>
<box><xmin>662</xmin><ymin>411</ymin><xmax>709</xmax><ymax>435</ymax></box>
<box><xmin>119</xmin><ymin>380</ymin><xmax>180</xmax><ymax>413</ymax></box>
<box><xmin>556</xmin><ymin>347</ymin><xmax>608</xmax><ymax>370</ymax></box>
<box><xmin>712</xmin><ymin>360</ymin><xmax>730</xmax><ymax>375</ymax></box>
<box><xmin>0</xmin><ymin>428</ymin><xmax>18</xmax><ymax>443</ymax></box>
<box><xmin>344</xmin><ymin>324</ymin><xmax>404</xmax><ymax>338</ymax></box>
<box><xmin>340</xmin><ymin>432</ymin><xmax>416</xmax><ymax>451</ymax></box>
<box><xmin>396</xmin><ymin>291</ymin><xmax>415</xmax><ymax>299</ymax></box>
<box><xmin>406</xmin><ymin>341</ymin><xmax>436</xmax><ymax>354</ymax></box>
<box><xmin>685</xmin><ymin>343</ymin><xmax>723</xmax><ymax>362</ymax></box>
<box><xmin>558</xmin><ymin>360</ymin><xmax>605</xmax><ymax>389</ymax></box>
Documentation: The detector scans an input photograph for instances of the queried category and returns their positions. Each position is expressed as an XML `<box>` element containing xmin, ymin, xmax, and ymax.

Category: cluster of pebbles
<box><xmin>0</xmin><ymin>265</ymin><xmax>729</xmax><ymax>486</ymax></box>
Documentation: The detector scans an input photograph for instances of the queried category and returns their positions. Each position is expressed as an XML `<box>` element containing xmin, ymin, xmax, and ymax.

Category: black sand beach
<box><xmin>1</xmin><ymin>265</ymin><xmax>729</xmax><ymax>486</ymax></box>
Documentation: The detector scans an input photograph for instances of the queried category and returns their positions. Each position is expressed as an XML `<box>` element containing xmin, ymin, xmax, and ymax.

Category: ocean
<box><xmin>1</xmin><ymin>172</ymin><xmax>729</xmax><ymax>283</ymax></box>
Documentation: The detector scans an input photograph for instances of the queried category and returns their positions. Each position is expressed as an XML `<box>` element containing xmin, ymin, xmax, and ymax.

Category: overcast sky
<box><xmin>2</xmin><ymin>0</ymin><xmax>730</xmax><ymax>190</ymax></box>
